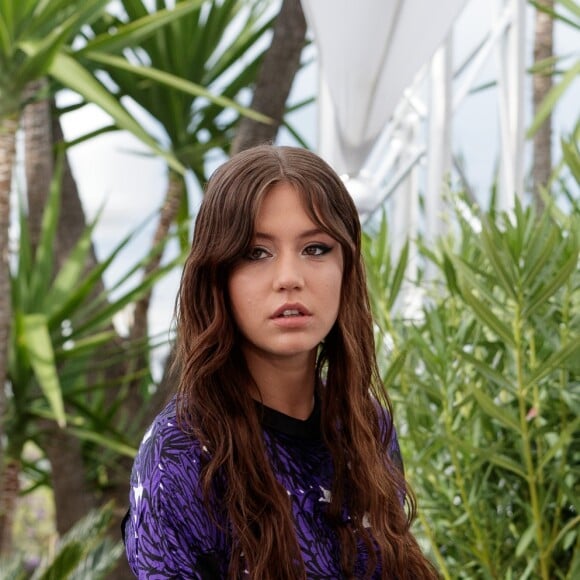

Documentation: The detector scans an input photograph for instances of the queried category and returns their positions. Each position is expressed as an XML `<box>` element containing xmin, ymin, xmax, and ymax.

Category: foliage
<box><xmin>74</xmin><ymin>0</ymin><xmax>276</xmax><ymax>247</ymax></box>
<box><xmin>364</xmin><ymin>163</ymin><xmax>579</xmax><ymax>578</ymax></box>
<box><xmin>6</xmin><ymin>153</ymin><xmax>185</xmax><ymax>477</ymax></box>
<box><xmin>0</xmin><ymin>502</ymin><xmax>122</xmax><ymax>579</ymax></box>
<box><xmin>81</xmin><ymin>0</ymin><xmax>273</xmax><ymax>168</ymax></box>
<box><xmin>0</xmin><ymin>0</ymin><xmax>108</xmax><ymax>118</ymax></box>
<box><xmin>0</xmin><ymin>0</ymin><xmax>195</xmax><ymax>170</ymax></box>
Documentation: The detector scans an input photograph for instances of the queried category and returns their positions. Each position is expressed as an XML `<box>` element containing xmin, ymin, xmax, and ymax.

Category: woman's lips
<box><xmin>271</xmin><ymin>303</ymin><xmax>311</xmax><ymax>318</ymax></box>
<box><xmin>270</xmin><ymin>303</ymin><xmax>312</xmax><ymax>328</ymax></box>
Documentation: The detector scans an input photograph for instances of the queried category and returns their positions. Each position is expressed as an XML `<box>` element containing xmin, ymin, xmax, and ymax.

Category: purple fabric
<box><xmin>124</xmin><ymin>398</ymin><xmax>402</xmax><ymax>578</ymax></box>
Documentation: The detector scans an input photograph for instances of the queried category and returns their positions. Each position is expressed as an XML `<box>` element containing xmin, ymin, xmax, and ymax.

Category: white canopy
<box><xmin>301</xmin><ymin>0</ymin><xmax>468</xmax><ymax>176</ymax></box>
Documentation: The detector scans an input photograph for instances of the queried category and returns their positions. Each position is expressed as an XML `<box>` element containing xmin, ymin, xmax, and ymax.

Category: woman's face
<box><xmin>228</xmin><ymin>182</ymin><xmax>344</xmax><ymax>368</ymax></box>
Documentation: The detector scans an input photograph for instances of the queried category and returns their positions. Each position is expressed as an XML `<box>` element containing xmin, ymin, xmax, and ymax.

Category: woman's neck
<box><xmin>242</xmin><ymin>350</ymin><xmax>317</xmax><ymax>420</ymax></box>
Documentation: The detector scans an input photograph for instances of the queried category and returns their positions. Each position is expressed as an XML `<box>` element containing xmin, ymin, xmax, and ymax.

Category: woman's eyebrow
<box><xmin>254</xmin><ymin>228</ymin><xmax>327</xmax><ymax>241</ymax></box>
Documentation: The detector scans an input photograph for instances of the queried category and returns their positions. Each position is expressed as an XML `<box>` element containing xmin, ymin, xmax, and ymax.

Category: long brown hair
<box><xmin>175</xmin><ymin>145</ymin><xmax>438</xmax><ymax>578</ymax></box>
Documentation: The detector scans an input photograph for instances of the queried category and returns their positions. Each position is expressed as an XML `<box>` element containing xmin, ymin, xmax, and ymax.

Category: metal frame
<box><xmin>312</xmin><ymin>0</ymin><xmax>527</xmax><ymax>240</ymax></box>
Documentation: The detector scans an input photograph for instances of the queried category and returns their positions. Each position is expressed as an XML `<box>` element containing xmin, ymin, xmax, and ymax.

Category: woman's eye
<box><xmin>303</xmin><ymin>244</ymin><xmax>331</xmax><ymax>256</ymax></box>
<box><xmin>246</xmin><ymin>247</ymin><xmax>270</xmax><ymax>261</ymax></box>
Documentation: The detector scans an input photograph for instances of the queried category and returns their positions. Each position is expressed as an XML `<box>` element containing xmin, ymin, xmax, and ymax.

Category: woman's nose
<box><xmin>273</xmin><ymin>253</ymin><xmax>304</xmax><ymax>290</ymax></box>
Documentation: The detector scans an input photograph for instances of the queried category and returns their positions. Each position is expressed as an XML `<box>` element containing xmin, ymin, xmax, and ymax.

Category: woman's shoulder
<box><xmin>132</xmin><ymin>397</ymin><xmax>205</xmax><ymax>488</ymax></box>
<box><xmin>138</xmin><ymin>397</ymin><xmax>193</xmax><ymax>448</ymax></box>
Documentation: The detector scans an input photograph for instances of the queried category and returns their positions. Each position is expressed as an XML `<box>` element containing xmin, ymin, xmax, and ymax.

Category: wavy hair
<box><xmin>175</xmin><ymin>145</ymin><xmax>437</xmax><ymax>579</ymax></box>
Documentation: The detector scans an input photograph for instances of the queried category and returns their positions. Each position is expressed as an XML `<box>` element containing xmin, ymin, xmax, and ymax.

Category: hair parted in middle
<box><xmin>174</xmin><ymin>144</ymin><xmax>438</xmax><ymax>579</ymax></box>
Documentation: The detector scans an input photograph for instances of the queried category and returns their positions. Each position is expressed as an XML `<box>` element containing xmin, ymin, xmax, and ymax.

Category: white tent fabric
<box><xmin>301</xmin><ymin>0</ymin><xmax>468</xmax><ymax>176</ymax></box>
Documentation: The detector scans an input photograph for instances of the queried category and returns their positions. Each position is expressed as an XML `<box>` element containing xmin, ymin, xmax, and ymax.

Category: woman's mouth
<box><xmin>279</xmin><ymin>309</ymin><xmax>302</xmax><ymax>317</ymax></box>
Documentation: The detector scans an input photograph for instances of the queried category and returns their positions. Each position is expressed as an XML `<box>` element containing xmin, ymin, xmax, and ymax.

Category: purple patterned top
<box><xmin>123</xmin><ymin>397</ymin><xmax>403</xmax><ymax>578</ymax></box>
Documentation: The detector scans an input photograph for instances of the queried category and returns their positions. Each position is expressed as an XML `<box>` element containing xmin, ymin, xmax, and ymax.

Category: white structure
<box><xmin>301</xmin><ymin>0</ymin><xmax>527</xmax><ymax>254</ymax></box>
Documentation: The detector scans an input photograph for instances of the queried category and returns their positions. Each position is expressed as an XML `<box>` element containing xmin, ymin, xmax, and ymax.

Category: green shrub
<box><xmin>364</xmin><ymin>197</ymin><xmax>579</xmax><ymax>579</ymax></box>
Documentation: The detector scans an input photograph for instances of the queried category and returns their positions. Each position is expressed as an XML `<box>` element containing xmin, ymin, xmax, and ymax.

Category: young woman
<box><xmin>123</xmin><ymin>145</ymin><xmax>438</xmax><ymax>579</ymax></box>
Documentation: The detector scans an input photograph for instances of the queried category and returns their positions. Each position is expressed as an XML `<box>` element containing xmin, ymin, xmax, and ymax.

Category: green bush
<box><xmin>364</xmin><ymin>195</ymin><xmax>579</xmax><ymax>578</ymax></box>
<box><xmin>0</xmin><ymin>502</ymin><xmax>122</xmax><ymax>579</ymax></box>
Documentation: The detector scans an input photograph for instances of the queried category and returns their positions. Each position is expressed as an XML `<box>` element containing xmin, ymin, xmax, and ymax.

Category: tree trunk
<box><xmin>130</xmin><ymin>169</ymin><xmax>185</xmax><ymax>351</ymax></box>
<box><xmin>41</xmin><ymin>424</ymin><xmax>96</xmax><ymax>535</ymax></box>
<box><xmin>0</xmin><ymin>117</ymin><xmax>17</xmax><ymax>418</ymax></box>
<box><xmin>51</xmin><ymin>110</ymin><xmax>102</xmax><ymax>273</ymax></box>
<box><xmin>23</xmin><ymin>80</ymin><xmax>54</xmax><ymax>250</ymax></box>
<box><xmin>0</xmin><ymin>456</ymin><xmax>21</xmax><ymax>556</ymax></box>
<box><xmin>20</xmin><ymin>89</ymin><xmax>100</xmax><ymax>537</ymax></box>
<box><xmin>231</xmin><ymin>0</ymin><xmax>307</xmax><ymax>155</ymax></box>
<box><xmin>0</xmin><ymin>115</ymin><xmax>18</xmax><ymax>555</ymax></box>
<box><xmin>532</xmin><ymin>0</ymin><xmax>554</xmax><ymax>211</ymax></box>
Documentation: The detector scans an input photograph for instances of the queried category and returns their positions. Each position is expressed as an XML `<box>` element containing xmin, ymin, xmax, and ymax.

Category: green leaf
<box><xmin>85</xmin><ymin>50</ymin><xmax>272</xmax><ymax>125</ymax></box>
<box><xmin>521</xmin><ymin>216</ymin><xmax>559</xmax><ymax>288</ymax></box>
<box><xmin>38</xmin><ymin>543</ymin><xmax>84</xmax><ymax>580</ymax></box>
<box><xmin>442</xmin><ymin>252</ymin><xmax>460</xmax><ymax>296</ymax></box>
<box><xmin>561</xmin><ymin>135</ymin><xmax>580</xmax><ymax>183</ymax></box>
<box><xmin>28</xmin><ymin>154</ymin><xmax>63</xmax><ymax>308</ymax></box>
<box><xmin>558</xmin><ymin>0</ymin><xmax>580</xmax><ymax>20</ymax></box>
<box><xmin>44</xmin><ymin>207</ymin><xmax>101</xmax><ymax>319</ymax></box>
<box><xmin>484</xmin><ymin>451</ymin><xmax>527</xmax><ymax>479</ymax></box>
<box><xmin>516</xmin><ymin>523</ymin><xmax>536</xmax><ymax>557</ymax></box>
<box><xmin>55</xmin><ymin>331</ymin><xmax>118</xmax><ymax>359</ymax></box>
<box><xmin>48</xmin><ymin>51</ymin><xmax>184</xmax><ymax>173</ymax></box>
<box><xmin>46</xmin><ymin>207</ymin><xmax>160</xmax><ymax>327</ymax></box>
<box><xmin>460</xmin><ymin>286</ymin><xmax>515</xmax><ymax>348</ymax></box>
<box><xmin>457</xmin><ymin>350</ymin><xmax>514</xmax><ymax>392</ymax></box>
<box><xmin>523</xmin><ymin>247</ymin><xmax>579</xmax><ymax>317</ymax></box>
<box><xmin>468</xmin><ymin>383</ymin><xmax>521</xmax><ymax>434</ymax></box>
<box><xmin>388</xmin><ymin>240</ymin><xmax>409</xmax><ymax>310</ymax></box>
<box><xmin>527</xmin><ymin>59</ymin><xmax>580</xmax><ymax>138</ymax></box>
<box><xmin>14</xmin><ymin>197</ymin><xmax>33</xmax><ymax>311</ymax></box>
<box><xmin>481</xmin><ymin>222</ymin><xmax>518</xmax><ymax>299</ymax></box>
<box><xmin>21</xmin><ymin>314</ymin><xmax>66</xmax><ymax>427</ymax></box>
<box><xmin>539</xmin><ymin>417</ymin><xmax>580</xmax><ymax>470</ymax></box>
<box><xmin>12</xmin><ymin>1</ymin><xmax>108</xmax><ymax>86</ymax></box>
<box><xmin>529</xmin><ymin>0</ymin><xmax>580</xmax><ymax>29</ymax></box>
<box><xmin>67</xmin><ymin>427</ymin><xmax>137</xmax><ymax>457</ymax></box>
<box><xmin>528</xmin><ymin>340</ymin><xmax>580</xmax><ymax>387</ymax></box>
<box><xmin>70</xmin><ymin>254</ymin><xmax>182</xmax><ymax>339</ymax></box>
<box><xmin>453</xmin><ymin>256</ymin><xmax>505</xmax><ymax>308</ymax></box>
<box><xmin>63</xmin><ymin>123</ymin><xmax>117</xmax><ymax>149</ymax></box>
<box><xmin>80</xmin><ymin>0</ymin><xmax>206</xmax><ymax>54</ymax></box>
<box><xmin>382</xmin><ymin>349</ymin><xmax>407</xmax><ymax>390</ymax></box>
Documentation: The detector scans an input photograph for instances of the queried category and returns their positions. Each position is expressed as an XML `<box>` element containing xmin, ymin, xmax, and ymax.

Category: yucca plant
<box><xmin>1</xmin><ymin>154</ymin><xmax>186</xmax><ymax>554</ymax></box>
<box><xmin>0</xmin><ymin>502</ymin><xmax>122</xmax><ymax>579</ymax></box>
<box><xmin>364</xmin><ymin>184</ymin><xmax>579</xmax><ymax>578</ymax></box>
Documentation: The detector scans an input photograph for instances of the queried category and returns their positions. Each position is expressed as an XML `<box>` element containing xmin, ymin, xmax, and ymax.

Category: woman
<box><xmin>124</xmin><ymin>145</ymin><xmax>438</xmax><ymax>578</ymax></box>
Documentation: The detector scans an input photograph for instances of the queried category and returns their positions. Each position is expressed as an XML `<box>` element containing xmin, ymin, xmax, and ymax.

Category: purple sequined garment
<box><xmin>123</xmin><ymin>397</ymin><xmax>403</xmax><ymax>579</ymax></box>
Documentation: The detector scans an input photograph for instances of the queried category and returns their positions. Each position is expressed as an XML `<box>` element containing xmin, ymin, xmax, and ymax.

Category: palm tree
<box><xmin>0</xmin><ymin>0</ymin><xmax>111</xmax><ymax>553</ymax></box>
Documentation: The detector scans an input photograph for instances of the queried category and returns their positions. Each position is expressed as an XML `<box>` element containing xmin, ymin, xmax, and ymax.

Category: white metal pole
<box><xmin>510</xmin><ymin>0</ymin><xmax>526</xmax><ymax>202</ymax></box>
<box><xmin>495</xmin><ymin>0</ymin><xmax>526</xmax><ymax>211</ymax></box>
<box><xmin>425</xmin><ymin>35</ymin><xmax>453</xmax><ymax>284</ymax></box>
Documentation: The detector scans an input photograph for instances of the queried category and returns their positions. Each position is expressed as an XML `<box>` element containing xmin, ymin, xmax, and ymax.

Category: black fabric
<box><xmin>121</xmin><ymin>508</ymin><xmax>130</xmax><ymax>545</ymax></box>
<box><xmin>255</xmin><ymin>395</ymin><xmax>321</xmax><ymax>441</ymax></box>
